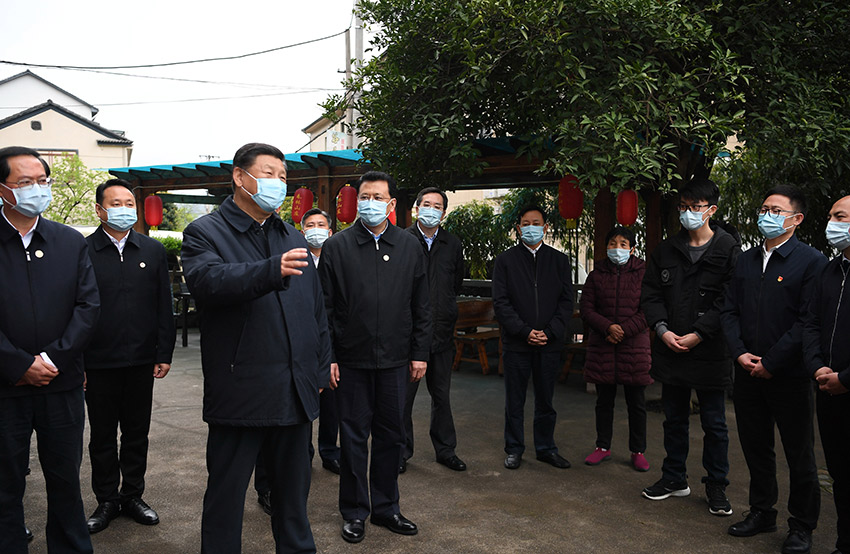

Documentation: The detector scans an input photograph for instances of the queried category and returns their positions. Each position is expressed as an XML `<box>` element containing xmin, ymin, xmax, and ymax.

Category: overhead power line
<box><xmin>0</xmin><ymin>27</ymin><xmax>349</xmax><ymax>71</ymax></box>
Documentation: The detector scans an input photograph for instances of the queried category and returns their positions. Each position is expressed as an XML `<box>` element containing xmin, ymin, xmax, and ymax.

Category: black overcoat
<box><xmin>84</xmin><ymin>227</ymin><xmax>176</xmax><ymax>369</ymax></box>
<box><xmin>0</xmin><ymin>214</ymin><xmax>100</xmax><ymax>397</ymax></box>
<box><xmin>181</xmin><ymin>197</ymin><xmax>331</xmax><ymax>426</ymax></box>
<box><xmin>319</xmin><ymin>220</ymin><xmax>431</xmax><ymax>369</ymax></box>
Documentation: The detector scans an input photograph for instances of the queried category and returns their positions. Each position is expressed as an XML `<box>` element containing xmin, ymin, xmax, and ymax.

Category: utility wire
<box><xmin>62</xmin><ymin>67</ymin><xmax>343</xmax><ymax>89</ymax></box>
<box><xmin>0</xmin><ymin>27</ymin><xmax>350</xmax><ymax>71</ymax></box>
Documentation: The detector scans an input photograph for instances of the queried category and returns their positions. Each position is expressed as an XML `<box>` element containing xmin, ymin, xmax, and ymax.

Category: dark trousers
<box><xmin>0</xmin><ymin>388</ymin><xmax>92</xmax><ymax>554</ymax></box>
<box><xmin>85</xmin><ymin>365</ymin><xmax>154</xmax><ymax>503</ymax></box>
<box><xmin>503</xmin><ymin>349</ymin><xmax>561</xmax><ymax>456</ymax></box>
<box><xmin>201</xmin><ymin>423</ymin><xmax>314</xmax><ymax>554</ymax></box>
<box><xmin>307</xmin><ymin>388</ymin><xmax>340</xmax><ymax>463</ymax></box>
<box><xmin>733</xmin><ymin>369</ymin><xmax>820</xmax><ymax>531</ymax></box>
<box><xmin>817</xmin><ymin>389</ymin><xmax>850</xmax><ymax>552</ymax></box>
<box><xmin>594</xmin><ymin>383</ymin><xmax>647</xmax><ymax>453</ymax></box>
<box><xmin>660</xmin><ymin>383</ymin><xmax>729</xmax><ymax>485</ymax></box>
<box><xmin>336</xmin><ymin>364</ymin><xmax>407</xmax><ymax>520</ymax></box>
<box><xmin>403</xmin><ymin>347</ymin><xmax>458</xmax><ymax>461</ymax></box>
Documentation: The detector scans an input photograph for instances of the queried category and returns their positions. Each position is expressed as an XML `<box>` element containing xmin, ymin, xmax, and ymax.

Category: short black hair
<box><xmin>357</xmin><ymin>170</ymin><xmax>398</xmax><ymax>198</ymax></box>
<box><xmin>96</xmin><ymin>178</ymin><xmax>134</xmax><ymax>205</ymax></box>
<box><xmin>605</xmin><ymin>226</ymin><xmax>637</xmax><ymax>248</ymax></box>
<box><xmin>415</xmin><ymin>186</ymin><xmax>448</xmax><ymax>210</ymax></box>
<box><xmin>517</xmin><ymin>204</ymin><xmax>547</xmax><ymax>225</ymax></box>
<box><xmin>763</xmin><ymin>184</ymin><xmax>808</xmax><ymax>216</ymax></box>
<box><xmin>232</xmin><ymin>143</ymin><xmax>286</xmax><ymax>172</ymax></box>
<box><xmin>301</xmin><ymin>207</ymin><xmax>331</xmax><ymax>227</ymax></box>
<box><xmin>679</xmin><ymin>177</ymin><xmax>719</xmax><ymax>206</ymax></box>
<box><xmin>0</xmin><ymin>146</ymin><xmax>50</xmax><ymax>184</ymax></box>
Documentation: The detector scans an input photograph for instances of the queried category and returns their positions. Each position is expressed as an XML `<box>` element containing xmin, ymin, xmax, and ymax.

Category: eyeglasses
<box><xmin>677</xmin><ymin>204</ymin><xmax>710</xmax><ymax>213</ymax></box>
<box><xmin>358</xmin><ymin>195</ymin><xmax>389</xmax><ymax>202</ymax></box>
<box><xmin>757</xmin><ymin>207</ymin><xmax>797</xmax><ymax>216</ymax></box>
<box><xmin>3</xmin><ymin>177</ymin><xmax>54</xmax><ymax>189</ymax></box>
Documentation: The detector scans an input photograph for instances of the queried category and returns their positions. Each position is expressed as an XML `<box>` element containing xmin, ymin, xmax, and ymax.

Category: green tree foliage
<box><xmin>327</xmin><ymin>0</ymin><xmax>849</xmax><ymax>241</ymax></box>
<box><xmin>160</xmin><ymin>203</ymin><xmax>194</xmax><ymax>232</ymax></box>
<box><xmin>443</xmin><ymin>201</ymin><xmax>512</xmax><ymax>279</ymax></box>
<box><xmin>45</xmin><ymin>154</ymin><xmax>108</xmax><ymax>225</ymax></box>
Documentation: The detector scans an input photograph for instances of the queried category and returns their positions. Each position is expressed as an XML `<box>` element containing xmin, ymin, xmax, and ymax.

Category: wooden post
<box><xmin>593</xmin><ymin>187</ymin><xmax>615</xmax><ymax>261</ymax></box>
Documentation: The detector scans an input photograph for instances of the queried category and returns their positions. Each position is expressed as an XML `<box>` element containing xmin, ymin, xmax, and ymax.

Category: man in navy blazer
<box><xmin>0</xmin><ymin>146</ymin><xmax>100</xmax><ymax>553</ymax></box>
<box><xmin>722</xmin><ymin>185</ymin><xmax>826</xmax><ymax>554</ymax></box>
<box><xmin>182</xmin><ymin>143</ymin><xmax>331</xmax><ymax>554</ymax></box>
<box><xmin>83</xmin><ymin>179</ymin><xmax>176</xmax><ymax>534</ymax></box>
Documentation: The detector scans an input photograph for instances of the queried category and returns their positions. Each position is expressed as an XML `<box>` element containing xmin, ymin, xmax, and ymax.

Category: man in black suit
<box><xmin>0</xmin><ymin>146</ymin><xmax>100</xmax><ymax>553</ymax></box>
<box><xmin>493</xmin><ymin>205</ymin><xmax>573</xmax><ymax>471</ymax></box>
<box><xmin>83</xmin><ymin>179</ymin><xmax>176</xmax><ymax>534</ymax></box>
<box><xmin>182</xmin><ymin>143</ymin><xmax>331</xmax><ymax>554</ymax></box>
<box><xmin>319</xmin><ymin>171</ymin><xmax>431</xmax><ymax>544</ymax></box>
<box><xmin>402</xmin><ymin>187</ymin><xmax>466</xmax><ymax>473</ymax></box>
<box><xmin>803</xmin><ymin>194</ymin><xmax>850</xmax><ymax>554</ymax></box>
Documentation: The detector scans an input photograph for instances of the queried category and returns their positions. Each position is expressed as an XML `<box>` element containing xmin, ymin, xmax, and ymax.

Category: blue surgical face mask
<box><xmin>102</xmin><ymin>206</ymin><xmax>137</xmax><ymax>232</ymax></box>
<box><xmin>520</xmin><ymin>225</ymin><xmax>545</xmax><ymax>246</ymax></box>
<box><xmin>757</xmin><ymin>212</ymin><xmax>792</xmax><ymax>239</ymax></box>
<box><xmin>242</xmin><ymin>169</ymin><xmax>285</xmax><ymax>213</ymax></box>
<box><xmin>1</xmin><ymin>183</ymin><xmax>52</xmax><ymax>218</ymax></box>
<box><xmin>607</xmin><ymin>248</ymin><xmax>630</xmax><ymax>265</ymax></box>
<box><xmin>304</xmin><ymin>227</ymin><xmax>329</xmax><ymax>249</ymax></box>
<box><xmin>417</xmin><ymin>206</ymin><xmax>443</xmax><ymax>228</ymax></box>
<box><xmin>826</xmin><ymin>221</ymin><xmax>850</xmax><ymax>251</ymax></box>
<box><xmin>679</xmin><ymin>209</ymin><xmax>707</xmax><ymax>231</ymax></box>
<box><xmin>358</xmin><ymin>199</ymin><xmax>389</xmax><ymax>227</ymax></box>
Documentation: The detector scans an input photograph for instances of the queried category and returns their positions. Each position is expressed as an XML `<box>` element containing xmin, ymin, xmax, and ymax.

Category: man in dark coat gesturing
<box><xmin>320</xmin><ymin>171</ymin><xmax>431</xmax><ymax>544</ymax></box>
<box><xmin>182</xmin><ymin>143</ymin><xmax>331</xmax><ymax>554</ymax></box>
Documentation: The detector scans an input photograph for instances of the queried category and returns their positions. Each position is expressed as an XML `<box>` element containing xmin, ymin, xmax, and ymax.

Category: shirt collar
<box><xmin>1</xmin><ymin>205</ymin><xmax>38</xmax><ymax>248</ymax></box>
<box><xmin>523</xmin><ymin>242</ymin><xmax>542</xmax><ymax>256</ymax></box>
<box><xmin>102</xmin><ymin>226</ymin><xmax>129</xmax><ymax>253</ymax></box>
<box><xmin>762</xmin><ymin>236</ymin><xmax>792</xmax><ymax>257</ymax></box>
<box><xmin>417</xmin><ymin>221</ymin><xmax>438</xmax><ymax>248</ymax></box>
<box><xmin>361</xmin><ymin>218</ymin><xmax>387</xmax><ymax>241</ymax></box>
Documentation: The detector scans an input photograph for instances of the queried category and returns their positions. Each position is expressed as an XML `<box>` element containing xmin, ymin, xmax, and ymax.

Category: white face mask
<box><xmin>679</xmin><ymin>209</ymin><xmax>707</xmax><ymax>231</ymax></box>
<box><xmin>304</xmin><ymin>228</ymin><xmax>329</xmax><ymax>249</ymax></box>
<box><xmin>826</xmin><ymin>221</ymin><xmax>850</xmax><ymax>251</ymax></box>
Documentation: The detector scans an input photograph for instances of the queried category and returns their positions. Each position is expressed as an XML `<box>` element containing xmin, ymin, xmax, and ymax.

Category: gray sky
<box><xmin>0</xmin><ymin>0</ymin><xmax>368</xmax><ymax>167</ymax></box>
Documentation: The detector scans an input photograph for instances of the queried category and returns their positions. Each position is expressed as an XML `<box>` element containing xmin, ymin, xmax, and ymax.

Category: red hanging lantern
<box><xmin>616</xmin><ymin>189</ymin><xmax>639</xmax><ymax>226</ymax></box>
<box><xmin>388</xmin><ymin>208</ymin><xmax>396</xmax><ymax>226</ymax></box>
<box><xmin>144</xmin><ymin>195</ymin><xmax>163</xmax><ymax>228</ymax></box>
<box><xmin>558</xmin><ymin>175</ymin><xmax>583</xmax><ymax>220</ymax></box>
<box><xmin>336</xmin><ymin>184</ymin><xmax>357</xmax><ymax>224</ymax></box>
<box><xmin>291</xmin><ymin>187</ymin><xmax>313</xmax><ymax>225</ymax></box>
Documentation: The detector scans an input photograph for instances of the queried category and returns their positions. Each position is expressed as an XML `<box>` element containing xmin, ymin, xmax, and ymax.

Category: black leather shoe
<box><xmin>536</xmin><ymin>451</ymin><xmax>571</xmax><ymax>469</ymax></box>
<box><xmin>504</xmin><ymin>453</ymin><xmax>522</xmax><ymax>469</ymax></box>
<box><xmin>438</xmin><ymin>455</ymin><xmax>467</xmax><ymax>471</ymax></box>
<box><xmin>322</xmin><ymin>459</ymin><xmax>341</xmax><ymax>475</ymax></box>
<box><xmin>121</xmin><ymin>497</ymin><xmax>159</xmax><ymax>525</ymax></box>
<box><xmin>25</xmin><ymin>526</ymin><xmax>33</xmax><ymax>542</ymax></box>
<box><xmin>728</xmin><ymin>509</ymin><xmax>777</xmax><ymax>537</ymax></box>
<box><xmin>257</xmin><ymin>491</ymin><xmax>273</xmax><ymax>516</ymax></box>
<box><xmin>342</xmin><ymin>519</ymin><xmax>365</xmax><ymax>543</ymax></box>
<box><xmin>87</xmin><ymin>500</ymin><xmax>121</xmax><ymax>533</ymax></box>
<box><xmin>782</xmin><ymin>529</ymin><xmax>813</xmax><ymax>554</ymax></box>
<box><xmin>399</xmin><ymin>458</ymin><xmax>407</xmax><ymax>474</ymax></box>
<box><xmin>370</xmin><ymin>513</ymin><xmax>418</xmax><ymax>535</ymax></box>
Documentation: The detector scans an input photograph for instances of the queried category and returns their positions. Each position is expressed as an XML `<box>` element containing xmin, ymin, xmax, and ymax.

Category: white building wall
<box><xmin>0</xmin><ymin>75</ymin><xmax>94</xmax><ymax>120</ymax></box>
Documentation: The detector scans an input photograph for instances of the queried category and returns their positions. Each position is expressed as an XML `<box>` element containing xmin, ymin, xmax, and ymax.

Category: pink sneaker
<box><xmin>631</xmin><ymin>452</ymin><xmax>650</xmax><ymax>472</ymax></box>
<box><xmin>584</xmin><ymin>447</ymin><xmax>611</xmax><ymax>465</ymax></box>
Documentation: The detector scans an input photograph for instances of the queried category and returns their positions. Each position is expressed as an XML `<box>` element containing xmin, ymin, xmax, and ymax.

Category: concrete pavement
<box><xmin>22</xmin><ymin>332</ymin><xmax>839</xmax><ymax>553</ymax></box>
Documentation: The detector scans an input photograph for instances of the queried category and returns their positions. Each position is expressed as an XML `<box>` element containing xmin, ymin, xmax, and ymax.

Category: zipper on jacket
<box><xmin>25</xmin><ymin>248</ymin><xmax>41</xmax><ymax>346</ymax></box>
<box><xmin>827</xmin><ymin>263</ymin><xmax>849</xmax><ymax>367</ymax></box>
<box><xmin>613</xmin><ymin>265</ymin><xmax>620</xmax><ymax>379</ymax></box>
<box><xmin>533</xmin><ymin>253</ymin><xmax>539</xmax><ymax>326</ymax></box>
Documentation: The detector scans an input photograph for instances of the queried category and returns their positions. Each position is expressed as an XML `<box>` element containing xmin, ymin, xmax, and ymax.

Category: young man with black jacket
<box><xmin>640</xmin><ymin>178</ymin><xmax>741</xmax><ymax>517</ymax></box>
<box><xmin>721</xmin><ymin>185</ymin><xmax>826</xmax><ymax>554</ymax></box>
<box><xmin>803</xmin><ymin>194</ymin><xmax>850</xmax><ymax>554</ymax></box>
<box><xmin>402</xmin><ymin>187</ymin><xmax>467</xmax><ymax>473</ymax></box>
<box><xmin>492</xmin><ymin>205</ymin><xmax>573</xmax><ymax>470</ymax></box>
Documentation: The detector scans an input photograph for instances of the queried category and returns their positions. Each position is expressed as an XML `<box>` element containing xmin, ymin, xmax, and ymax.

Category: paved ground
<box><xmin>23</xmin><ymin>332</ymin><xmax>839</xmax><ymax>553</ymax></box>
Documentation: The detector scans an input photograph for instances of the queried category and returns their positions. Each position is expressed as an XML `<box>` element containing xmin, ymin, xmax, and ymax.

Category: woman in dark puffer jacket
<box><xmin>580</xmin><ymin>226</ymin><xmax>652</xmax><ymax>471</ymax></box>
